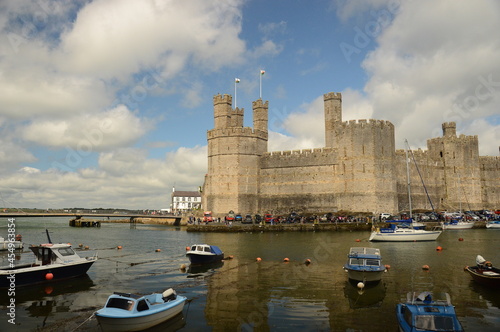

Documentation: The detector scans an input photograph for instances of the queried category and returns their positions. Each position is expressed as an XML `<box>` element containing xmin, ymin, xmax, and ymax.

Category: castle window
<box><xmin>362</xmin><ymin>145</ymin><xmax>365</xmax><ymax>155</ymax></box>
<box><xmin>439</xmin><ymin>151</ymin><xmax>443</xmax><ymax>158</ymax></box>
<box><xmin>363</xmin><ymin>164</ymin><xmax>366</xmax><ymax>173</ymax></box>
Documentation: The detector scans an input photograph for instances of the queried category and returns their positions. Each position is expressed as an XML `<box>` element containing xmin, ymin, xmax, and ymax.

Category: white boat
<box><xmin>343</xmin><ymin>247</ymin><xmax>386</xmax><ymax>283</ymax></box>
<box><xmin>369</xmin><ymin>224</ymin><xmax>442</xmax><ymax>242</ymax></box>
<box><xmin>0</xmin><ymin>235</ymin><xmax>23</xmax><ymax>250</ymax></box>
<box><xmin>486</xmin><ymin>221</ymin><xmax>500</xmax><ymax>229</ymax></box>
<box><xmin>369</xmin><ymin>140</ymin><xmax>442</xmax><ymax>242</ymax></box>
<box><xmin>441</xmin><ymin>220</ymin><xmax>475</xmax><ymax>230</ymax></box>
<box><xmin>95</xmin><ymin>288</ymin><xmax>187</xmax><ymax>332</ymax></box>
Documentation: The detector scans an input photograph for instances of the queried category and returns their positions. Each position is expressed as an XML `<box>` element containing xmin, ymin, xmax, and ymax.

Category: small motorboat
<box><xmin>486</xmin><ymin>220</ymin><xmax>500</xmax><ymax>229</ymax></box>
<box><xmin>95</xmin><ymin>288</ymin><xmax>187</xmax><ymax>332</ymax></box>
<box><xmin>441</xmin><ymin>220</ymin><xmax>474</xmax><ymax>230</ymax></box>
<box><xmin>464</xmin><ymin>255</ymin><xmax>500</xmax><ymax>288</ymax></box>
<box><xmin>396</xmin><ymin>292</ymin><xmax>463</xmax><ymax>332</ymax></box>
<box><xmin>0</xmin><ymin>234</ymin><xmax>23</xmax><ymax>251</ymax></box>
<box><xmin>0</xmin><ymin>230</ymin><xmax>97</xmax><ymax>288</ymax></box>
<box><xmin>186</xmin><ymin>244</ymin><xmax>224</xmax><ymax>265</ymax></box>
<box><xmin>343</xmin><ymin>247</ymin><xmax>386</xmax><ymax>284</ymax></box>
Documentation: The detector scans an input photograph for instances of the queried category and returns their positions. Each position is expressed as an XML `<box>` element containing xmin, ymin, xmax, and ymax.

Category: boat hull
<box><xmin>464</xmin><ymin>266</ymin><xmax>500</xmax><ymax>288</ymax></box>
<box><xmin>187</xmin><ymin>253</ymin><xmax>224</xmax><ymax>265</ymax></box>
<box><xmin>0</xmin><ymin>259</ymin><xmax>96</xmax><ymax>288</ymax></box>
<box><xmin>442</xmin><ymin>222</ymin><xmax>474</xmax><ymax>230</ymax></box>
<box><xmin>486</xmin><ymin>222</ymin><xmax>500</xmax><ymax>229</ymax></box>
<box><xmin>369</xmin><ymin>230</ymin><xmax>441</xmax><ymax>242</ymax></box>
<box><xmin>96</xmin><ymin>296</ymin><xmax>186</xmax><ymax>332</ymax></box>
<box><xmin>346</xmin><ymin>269</ymin><xmax>385</xmax><ymax>283</ymax></box>
<box><xmin>0</xmin><ymin>241</ymin><xmax>23</xmax><ymax>251</ymax></box>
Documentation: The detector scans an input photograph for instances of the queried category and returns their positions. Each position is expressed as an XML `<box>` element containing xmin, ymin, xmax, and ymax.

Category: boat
<box><xmin>396</xmin><ymin>291</ymin><xmax>464</xmax><ymax>332</ymax></box>
<box><xmin>186</xmin><ymin>244</ymin><xmax>224</xmax><ymax>265</ymax></box>
<box><xmin>486</xmin><ymin>220</ymin><xmax>500</xmax><ymax>229</ymax></box>
<box><xmin>343</xmin><ymin>247</ymin><xmax>386</xmax><ymax>283</ymax></box>
<box><xmin>464</xmin><ymin>255</ymin><xmax>500</xmax><ymax>287</ymax></box>
<box><xmin>369</xmin><ymin>223</ymin><xmax>442</xmax><ymax>242</ymax></box>
<box><xmin>0</xmin><ymin>230</ymin><xmax>97</xmax><ymax>288</ymax></box>
<box><xmin>0</xmin><ymin>234</ymin><xmax>23</xmax><ymax>250</ymax></box>
<box><xmin>441</xmin><ymin>220</ymin><xmax>475</xmax><ymax>230</ymax></box>
<box><xmin>369</xmin><ymin>140</ymin><xmax>442</xmax><ymax>242</ymax></box>
<box><xmin>343</xmin><ymin>280</ymin><xmax>386</xmax><ymax>309</ymax></box>
<box><xmin>95</xmin><ymin>288</ymin><xmax>187</xmax><ymax>332</ymax></box>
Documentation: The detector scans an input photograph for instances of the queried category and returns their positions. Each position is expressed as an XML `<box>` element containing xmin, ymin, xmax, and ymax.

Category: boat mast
<box><xmin>405</xmin><ymin>139</ymin><xmax>412</xmax><ymax>220</ymax></box>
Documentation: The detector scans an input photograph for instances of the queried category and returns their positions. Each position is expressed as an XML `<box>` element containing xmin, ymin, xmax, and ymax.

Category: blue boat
<box><xmin>396</xmin><ymin>292</ymin><xmax>463</xmax><ymax>332</ymax></box>
<box><xmin>95</xmin><ymin>288</ymin><xmax>186</xmax><ymax>331</ymax></box>
<box><xmin>186</xmin><ymin>244</ymin><xmax>224</xmax><ymax>265</ymax></box>
<box><xmin>343</xmin><ymin>247</ymin><xmax>386</xmax><ymax>283</ymax></box>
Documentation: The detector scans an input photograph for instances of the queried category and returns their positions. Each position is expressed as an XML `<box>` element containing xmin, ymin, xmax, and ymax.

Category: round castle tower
<box><xmin>203</xmin><ymin>95</ymin><xmax>268</xmax><ymax>216</ymax></box>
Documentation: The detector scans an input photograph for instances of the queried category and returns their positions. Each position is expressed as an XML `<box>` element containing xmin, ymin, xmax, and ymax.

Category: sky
<box><xmin>0</xmin><ymin>0</ymin><xmax>499</xmax><ymax>210</ymax></box>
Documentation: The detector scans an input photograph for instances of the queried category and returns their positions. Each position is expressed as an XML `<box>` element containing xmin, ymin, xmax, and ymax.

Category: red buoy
<box><xmin>283</xmin><ymin>258</ymin><xmax>290</xmax><ymax>262</ymax></box>
<box><xmin>458</xmin><ymin>238</ymin><xmax>464</xmax><ymax>241</ymax></box>
<box><xmin>256</xmin><ymin>257</ymin><xmax>262</xmax><ymax>262</ymax></box>
<box><xmin>422</xmin><ymin>265</ymin><xmax>430</xmax><ymax>270</ymax></box>
<box><xmin>45</xmin><ymin>273</ymin><xmax>54</xmax><ymax>280</ymax></box>
<box><xmin>436</xmin><ymin>246</ymin><xmax>443</xmax><ymax>251</ymax></box>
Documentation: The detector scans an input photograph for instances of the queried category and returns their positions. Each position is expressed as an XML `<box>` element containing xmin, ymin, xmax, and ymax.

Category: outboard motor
<box><xmin>162</xmin><ymin>288</ymin><xmax>177</xmax><ymax>302</ymax></box>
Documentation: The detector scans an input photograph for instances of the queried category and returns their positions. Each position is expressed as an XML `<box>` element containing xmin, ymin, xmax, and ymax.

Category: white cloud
<box><xmin>21</xmin><ymin>105</ymin><xmax>152</xmax><ymax>150</ymax></box>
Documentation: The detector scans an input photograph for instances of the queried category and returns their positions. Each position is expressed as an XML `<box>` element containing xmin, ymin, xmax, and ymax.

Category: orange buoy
<box><xmin>79</xmin><ymin>244</ymin><xmax>83</xmax><ymax>247</ymax></box>
<box><xmin>304</xmin><ymin>259</ymin><xmax>312</xmax><ymax>265</ymax></box>
<box><xmin>355</xmin><ymin>239</ymin><xmax>361</xmax><ymax>242</ymax></box>
<box><xmin>45</xmin><ymin>272</ymin><xmax>54</xmax><ymax>280</ymax></box>
<box><xmin>185</xmin><ymin>246</ymin><xmax>190</xmax><ymax>251</ymax></box>
<box><xmin>84</xmin><ymin>246</ymin><xmax>89</xmax><ymax>250</ymax></box>
<box><xmin>384</xmin><ymin>264</ymin><xmax>391</xmax><ymax>270</ymax></box>
<box><xmin>256</xmin><ymin>257</ymin><xmax>262</xmax><ymax>262</ymax></box>
<box><xmin>117</xmin><ymin>245</ymin><xmax>122</xmax><ymax>250</ymax></box>
<box><xmin>180</xmin><ymin>264</ymin><xmax>187</xmax><ymax>271</ymax></box>
<box><xmin>463</xmin><ymin>266</ymin><xmax>468</xmax><ymax>271</ymax></box>
<box><xmin>422</xmin><ymin>265</ymin><xmax>430</xmax><ymax>270</ymax></box>
<box><xmin>458</xmin><ymin>238</ymin><xmax>464</xmax><ymax>241</ymax></box>
<box><xmin>155</xmin><ymin>249</ymin><xmax>161</xmax><ymax>252</ymax></box>
<box><xmin>15</xmin><ymin>234</ymin><xmax>22</xmax><ymax>241</ymax></box>
<box><xmin>436</xmin><ymin>246</ymin><xmax>443</xmax><ymax>251</ymax></box>
<box><xmin>283</xmin><ymin>258</ymin><xmax>290</xmax><ymax>262</ymax></box>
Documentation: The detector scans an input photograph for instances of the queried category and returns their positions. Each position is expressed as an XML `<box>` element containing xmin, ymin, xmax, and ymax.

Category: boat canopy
<box><xmin>210</xmin><ymin>245</ymin><xmax>223</xmax><ymax>255</ymax></box>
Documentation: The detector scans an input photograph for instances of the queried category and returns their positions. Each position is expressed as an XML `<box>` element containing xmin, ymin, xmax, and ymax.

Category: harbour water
<box><xmin>1</xmin><ymin>217</ymin><xmax>499</xmax><ymax>331</ymax></box>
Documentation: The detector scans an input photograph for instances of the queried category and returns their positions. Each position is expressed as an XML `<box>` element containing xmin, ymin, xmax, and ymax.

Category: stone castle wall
<box><xmin>203</xmin><ymin>92</ymin><xmax>499</xmax><ymax>217</ymax></box>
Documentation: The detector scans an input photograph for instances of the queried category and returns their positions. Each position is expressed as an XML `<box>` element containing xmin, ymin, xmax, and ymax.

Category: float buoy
<box><xmin>304</xmin><ymin>259</ymin><xmax>312</xmax><ymax>265</ymax></box>
<box><xmin>357</xmin><ymin>282</ymin><xmax>365</xmax><ymax>289</ymax></box>
<box><xmin>79</xmin><ymin>244</ymin><xmax>83</xmax><ymax>247</ymax></box>
<box><xmin>463</xmin><ymin>266</ymin><xmax>468</xmax><ymax>271</ymax></box>
<box><xmin>117</xmin><ymin>245</ymin><xmax>122</xmax><ymax>250</ymax></box>
<box><xmin>155</xmin><ymin>249</ymin><xmax>161</xmax><ymax>252</ymax></box>
<box><xmin>180</xmin><ymin>264</ymin><xmax>187</xmax><ymax>271</ymax></box>
<box><xmin>84</xmin><ymin>246</ymin><xmax>89</xmax><ymax>250</ymax></box>
<box><xmin>15</xmin><ymin>234</ymin><xmax>22</xmax><ymax>241</ymax></box>
<box><xmin>44</xmin><ymin>286</ymin><xmax>53</xmax><ymax>295</ymax></box>
<box><xmin>185</xmin><ymin>246</ymin><xmax>190</xmax><ymax>251</ymax></box>
<box><xmin>422</xmin><ymin>265</ymin><xmax>430</xmax><ymax>270</ymax></box>
<box><xmin>355</xmin><ymin>239</ymin><xmax>361</xmax><ymax>242</ymax></box>
<box><xmin>45</xmin><ymin>272</ymin><xmax>54</xmax><ymax>280</ymax></box>
<box><xmin>256</xmin><ymin>257</ymin><xmax>262</xmax><ymax>262</ymax></box>
<box><xmin>385</xmin><ymin>264</ymin><xmax>391</xmax><ymax>270</ymax></box>
<box><xmin>458</xmin><ymin>238</ymin><xmax>464</xmax><ymax>241</ymax></box>
<box><xmin>436</xmin><ymin>246</ymin><xmax>443</xmax><ymax>251</ymax></box>
<box><xmin>283</xmin><ymin>257</ymin><xmax>290</xmax><ymax>262</ymax></box>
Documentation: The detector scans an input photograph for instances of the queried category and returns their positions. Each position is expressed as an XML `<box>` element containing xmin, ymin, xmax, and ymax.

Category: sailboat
<box><xmin>441</xmin><ymin>174</ymin><xmax>474</xmax><ymax>230</ymax></box>
<box><xmin>369</xmin><ymin>141</ymin><xmax>442</xmax><ymax>242</ymax></box>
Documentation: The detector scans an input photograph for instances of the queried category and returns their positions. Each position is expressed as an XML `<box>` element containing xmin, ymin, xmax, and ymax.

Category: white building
<box><xmin>171</xmin><ymin>189</ymin><xmax>201</xmax><ymax>212</ymax></box>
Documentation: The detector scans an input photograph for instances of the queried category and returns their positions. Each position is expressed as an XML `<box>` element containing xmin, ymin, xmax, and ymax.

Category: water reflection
<box><xmin>343</xmin><ymin>280</ymin><xmax>387</xmax><ymax>309</ymax></box>
<box><xmin>186</xmin><ymin>261</ymin><xmax>224</xmax><ymax>277</ymax></box>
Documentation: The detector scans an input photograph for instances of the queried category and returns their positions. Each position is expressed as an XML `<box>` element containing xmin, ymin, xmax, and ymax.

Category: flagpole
<box><xmin>235</xmin><ymin>80</ymin><xmax>237</xmax><ymax>109</ymax></box>
<box><xmin>259</xmin><ymin>72</ymin><xmax>262</xmax><ymax>99</ymax></box>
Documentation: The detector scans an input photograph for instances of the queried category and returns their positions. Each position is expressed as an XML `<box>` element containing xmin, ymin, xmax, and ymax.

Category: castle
<box><xmin>202</xmin><ymin>92</ymin><xmax>499</xmax><ymax>216</ymax></box>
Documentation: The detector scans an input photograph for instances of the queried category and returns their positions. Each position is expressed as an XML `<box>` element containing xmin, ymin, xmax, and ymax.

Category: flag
<box><xmin>235</xmin><ymin>78</ymin><xmax>240</xmax><ymax>83</ymax></box>
<box><xmin>260</xmin><ymin>70</ymin><xmax>265</xmax><ymax>75</ymax></box>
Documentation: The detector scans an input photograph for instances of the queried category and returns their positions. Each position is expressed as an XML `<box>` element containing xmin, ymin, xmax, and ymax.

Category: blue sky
<box><xmin>0</xmin><ymin>0</ymin><xmax>499</xmax><ymax>209</ymax></box>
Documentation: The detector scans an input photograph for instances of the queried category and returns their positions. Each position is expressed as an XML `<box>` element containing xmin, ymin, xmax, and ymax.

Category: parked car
<box><xmin>225</xmin><ymin>210</ymin><xmax>235</xmax><ymax>222</ymax></box>
<box><xmin>203</xmin><ymin>211</ymin><xmax>213</xmax><ymax>222</ymax></box>
<box><xmin>379</xmin><ymin>213</ymin><xmax>391</xmax><ymax>220</ymax></box>
<box><xmin>235</xmin><ymin>214</ymin><xmax>243</xmax><ymax>222</ymax></box>
<box><xmin>243</xmin><ymin>214</ymin><xmax>253</xmax><ymax>224</ymax></box>
<box><xmin>264</xmin><ymin>214</ymin><xmax>273</xmax><ymax>223</ymax></box>
<box><xmin>254</xmin><ymin>214</ymin><xmax>262</xmax><ymax>223</ymax></box>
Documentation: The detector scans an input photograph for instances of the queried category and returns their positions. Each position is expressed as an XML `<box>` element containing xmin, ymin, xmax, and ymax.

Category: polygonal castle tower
<box><xmin>202</xmin><ymin>94</ymin><xmax>268</xmax><ymax>214</ymax></box>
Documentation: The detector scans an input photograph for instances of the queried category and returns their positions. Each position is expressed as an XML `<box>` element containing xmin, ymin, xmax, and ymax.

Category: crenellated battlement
<box><xmin>207</xmin><ymin>127</ymin><xmax>268</xmax><ymax>139</ymax></box>
<box><xmin>213</xmin><ymin>94</ymin><xmax>232</xmax><ymax>105</ymax></box>
<box><xmin>338</xmin><ymin>119</ymin><xmax>394</xmax><ymax>129</ymax></box>
<box><xmin>261</xmin><ymin>147</ymin><xmax>337</xmax><ymax>169</ymax></box>
<box><xmin>252</xmin><ymin>99</ymin><xmax>269</xmax><ymax>108</ymax></box>
<box><xmin>323</xmin><ymin>92</ymin><xmax>342</xmax><ymax>100</ymax></box>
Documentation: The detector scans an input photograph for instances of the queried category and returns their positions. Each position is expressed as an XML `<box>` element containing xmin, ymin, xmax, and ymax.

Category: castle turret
<box><xmin>213</xmin><ymin>94</ymin><xmax>232</xmax><ymax>129</ymax></box>
<box><xmin>324</xmin><ymin>92</ymin><xmax>342</xmax><ymax>148</ymax></box>
<box><xmin>252</xmin><ymin>99</ymin><xmax>268</xmax><ymax>133</ymax></box>
<box><xmin>442</xmin><ymin>122</ymin><xmax>456</xmax><ymax>138</ymax></box>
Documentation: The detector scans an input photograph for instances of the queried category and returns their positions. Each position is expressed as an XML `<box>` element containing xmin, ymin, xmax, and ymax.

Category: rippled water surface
<box><xmin>1</xmin><ymin>217</ymin><xmax>499</xmax><ymax>331</ymax></box>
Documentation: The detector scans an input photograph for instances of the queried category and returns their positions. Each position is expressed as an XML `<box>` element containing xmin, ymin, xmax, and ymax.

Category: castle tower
<box><xmin>213</xmin><ymin>94</ymin><xmax>232</xmax><ymax>129</ymax></box>
<box><xmin>324</xmin><ymin>92</ymin><xmax>342</xmax><ymax>148</ymax></box>
<box><xmin>203</xmin><ymin>95</ymin><xmax>268</xmax><ymax>216</ymax></box>
<box><xmin>442</xmin><ymin>122</ymin><xmax>457</xmax><ymax>137</ymax></box>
